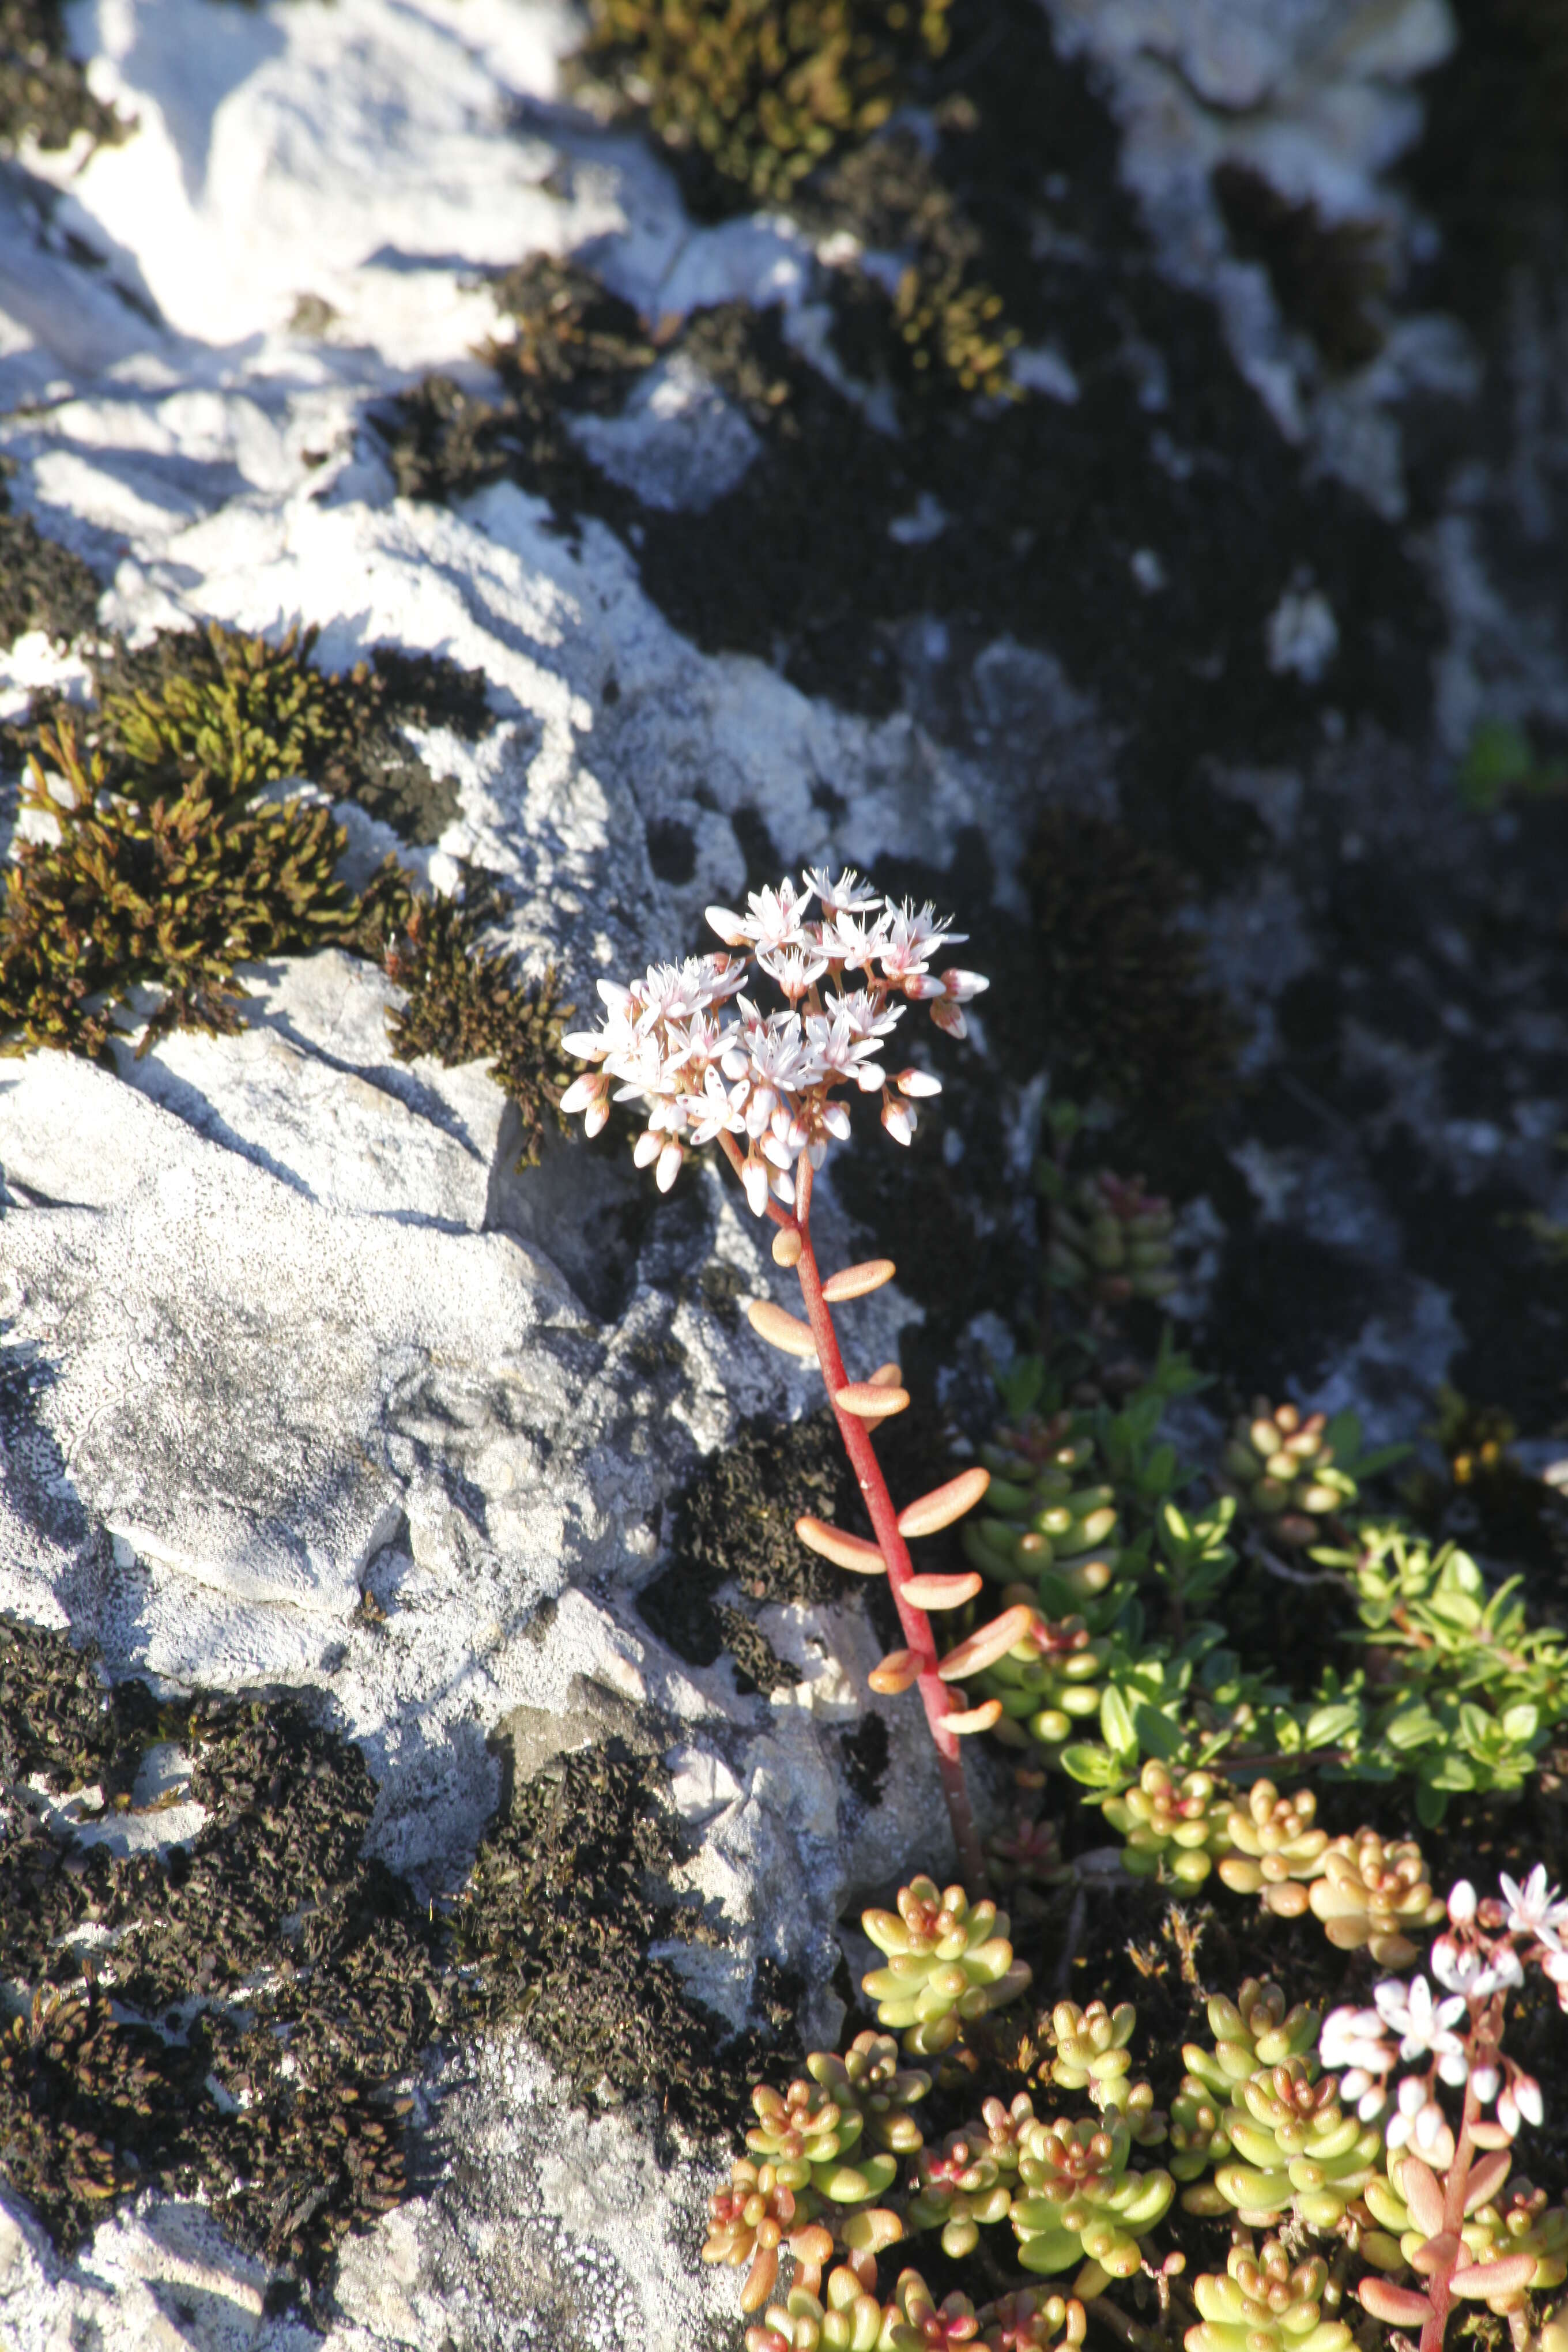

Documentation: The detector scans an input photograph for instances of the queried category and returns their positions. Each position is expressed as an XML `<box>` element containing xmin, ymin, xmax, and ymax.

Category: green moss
<box><xmin>0</xmin><ymin>472</ymin><xmax>103</xmax><ymax>650</ymax></box>
<box><xmin>574</xmin><ymin>0</ymin><xmax>952</xmax><ymax>209</ymax></box>
<box><xmin>0</xmin><ymin>718</ymin><xmax>361</xmax><ymax>1060</ymax></box>
<box><xmin>48</xmin><ymin>618</ymin><xmax>492</xmax><ymax>840</ymax></box>
<box><xmin>1026</xmin><ymin>810</ymin><xmax>1240</xmax><ymax>1126</ymax></box>
<box><xmin>0</xmin><ymin>0</ymin><xmax>130</xmax><ymax>153</ymax></box>
<box><xmin>0</xmin><ymin>621</ymin><xmax>576</xmax><ymax>1116</ymax></box>
<box><xmin>378</xmin><ymin>872</ymin><xmax>571</xmax><ymax>1170</ymax></box>
<box><xmin>0</xmin><ymin>1614</ymin><xmax>799</xmax><ymax>2290</ymax></box>
<box><xmin>485</xmin><ymin>254</ymin><xmax>657</xmax><ymax>402</ymax></box>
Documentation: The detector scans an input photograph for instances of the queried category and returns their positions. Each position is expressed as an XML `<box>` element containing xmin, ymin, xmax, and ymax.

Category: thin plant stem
<box><xmin>1420</xmin><ymin>2071</ymin><xmax>1484</xmax><ymax>2352</ymax></box>
<box><xmin>1085</xmin><ymin>2295</ymin><xmax>1177</xmax><ymax>2352</ymax></box>
<box><xmin>717</xmin><ymin>1133</ymin><xmax>986</xmax><ymax>1892</ymax></box>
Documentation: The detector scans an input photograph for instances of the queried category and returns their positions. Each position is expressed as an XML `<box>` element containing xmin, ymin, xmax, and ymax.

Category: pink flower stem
<box><xmin>793</xmin><ymin>1154</ymin><xmax>987</xmax><ymax>1890</ymax></box>
<box><xmin>713</xmin><ymin>1136</ymin><xmax>986</xmax><ymax>1889</ymax></box>
<box><xmin>1421</xmin><ymin>2070</ymin><xmax>1484</xmax><ymax>2352</ymax></box>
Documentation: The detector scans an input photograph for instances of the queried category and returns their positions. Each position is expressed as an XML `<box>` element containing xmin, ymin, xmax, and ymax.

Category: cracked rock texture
<box><xmin>2</xmin><ymin>0</ymin><xmax>1568</xmax><ymax>2343</ymax></box>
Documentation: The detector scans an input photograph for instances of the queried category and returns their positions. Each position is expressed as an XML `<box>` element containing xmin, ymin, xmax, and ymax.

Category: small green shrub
<box><xmin>0</xmin><ymin>718</ymin><xmax>360</xmax><ymax>1059</ymax></box>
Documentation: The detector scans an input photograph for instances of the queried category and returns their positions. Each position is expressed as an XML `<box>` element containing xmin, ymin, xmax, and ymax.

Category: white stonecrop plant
<box><xmin>560</xmin><ymin>869</ymin><xmax>998</xmax><ymax>1889</ymax></box>
<box><xmin>559</xmin><ymin>869</ymin><xmax>987</xmax><ymax>1204</ymax></box>
<box><xmin>1323</xmin><ymin>1869</ymin><xmax>1568</xmax><ymax>2352</ymax></box>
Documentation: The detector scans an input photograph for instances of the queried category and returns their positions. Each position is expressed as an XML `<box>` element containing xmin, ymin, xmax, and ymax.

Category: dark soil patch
<box><xmin>0</xmin><ymin>1614</ymin><xmax>797</xmax><ymax>2302</ymax></box>
<box><xmin>1403</xmin><ymin>0</ymin><xmax>1568</xmax><ymax>334</ymax></box>
<box><xmin>1024</xmin><ymin>810</ymin><xmax>1241</xmax><ymax>1128</ymax></box>
<box><xmin>1212</xmin><ymin>162</ymin><xmax>1388</xmax><ymax>375</ymax></box>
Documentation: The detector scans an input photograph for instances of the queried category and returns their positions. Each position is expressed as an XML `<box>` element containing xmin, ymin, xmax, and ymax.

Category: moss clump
<box><xmin>1212</xmin><ymin>163</ymin><xmax>1386</xmax><ymax>375</ymax></box>
<box><xmin>636</xmin><ymin>1410</ymin><xmax>854</xmax><ymax>1692</ymax></box>
<box><xmin>0</xmin><ymin>0</ymin><xmax>130</xmax><ymax>153</ymax></box>
<box><xmin>893</xmin><ymin>255</ymin><xmax>1021</xmax><ymax>398</ymax></box>
<box><xmin>0</xmin><ymin>1614</ymin><xmax>796</xmax><ymax>2287</ymax></box>
<box><xmin>485</xmin><ymin>254</ymin><xmax>656</xmax><ymax>402</ymax></box>
<box><xmin>454</xmin><ymin>1743</ymin><xmax>798</xmax><ymax>2133</ymax></box>
<box><xmin>0</xmin><ymin>620</ymin><xmax>568</xmax><ymax>1155</ymax></box>
<box><xmin>45</xmin><ymin>618</ymin><xmax>492</xmax><ymax>841</ymax></box>
<box><xmin>575</xmin><ymin>0</ymin><xmax>952</xmax><ymax>208</ymax></box>
<box><xmin>379</xmin><ymin>873</ymin><xmax>571</xmax><ymax>1169</ymax></box>
<box><xmin>0</xmin><ymin>719</ymin><xmax>361</xmax><ymax>1058</ymax></box>
<box><xmin>1026</xmin><ymin>811</ymin><xmax>1239</xmax><ymax>1126</ymax></box>
<box><xmin>0</xmin><ymin>620</ymin><xmax>578</xmax><ymax>1112</ymax></box>
<box><xmin>380</xmin><ymin>258</ymin><xmax>653</xmax><ymax>508</ymax></box>
<box><xmin>0</xmin><ymin>1615</ymin><xmax>438</xmax><ymax>2276</ymax></box>
<box><xmin>0</xmin><ymin>473</ymin><xmax>103</xmax><ymax>650</ymax></box>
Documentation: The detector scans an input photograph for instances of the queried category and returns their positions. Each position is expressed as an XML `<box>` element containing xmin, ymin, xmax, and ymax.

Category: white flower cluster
<box><xmin>559</xmin><ymin>870</ymin><xmax>987</xmax><ymax>1205</ymax></box>
<box><xmin>1320</xmin><ymin>1868</ymin><xmax>1566</xmax><ymax>2163</ymax></box>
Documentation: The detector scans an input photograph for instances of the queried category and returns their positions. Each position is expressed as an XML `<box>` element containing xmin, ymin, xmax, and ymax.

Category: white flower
<box><xmin>822</xmin><ymin>908</ymin><xmax>892</xmax><ymax>971</ymax></box>
<box><xmin>1499</xmin><ymin>1866</ymin><xmax>1568</xmax><ymax>1948</ymax></box>
<box><xmin>805</xmin><ymin>1008</ymin><xmax>883</xmax><ymax>1090</ymax></box>
<box><xmin>831</xmin><ymin>988</ymin><xmax>904</xmax><ymax>1041</ymax></box>
<box><xmin>876</xmin><ymin>899</ymin><xmax>964</xmax><ymax>983</ymax></box>
<box><xmin>738</xmin><ymin>879</ymin><xmax>815</xmax><ymax>955</ymax></box>
<box><xmin>1471</xmin><ymin>2064</ymin><xmax>1500</xmax><ymax>2104</ymax></box>
<box><xmin>1431</xmin><ymin>1936</ymin><xmax>1522</xmax><ymax>2000</ymax></box>
<box><xmin>804</xmin><ymin>865</ymin><xmax>881</xmax><ymax>917</ymax></box>
<box><xmin>1386</xmin><ymin>2077</ymin><xmax>1455</xmax><ymax>2165</ymax></box>
<box><xmin>679</xmin><ymin>1069</ymin><xmax>745</xmax><ymax>1145</ymax></box>
<box><xmin>581</xmin><ymin>870</ymin><xmax>983</xmax><ymax>1195</ymax></box>
<box><xmin>1512</xmin><ymin>2070</ymin><xmax>1544</xmax><ymax>2129</ymax></box>
<box><xmin>637</xmin><ymin>958</ymin><xmax>716</xmax><ymax>1028</ymax></box>
<box><xmin>563</xmin><ymin>979</ymin><xmax>640</xmax><ymax>1064</ymax></box>
<box><xmin>1321</xmin><ymin>2006</ymin><xmax>1392</xmax><ymax>2080</ymax></box>
<box><xmin>706</xmin><ymin>903</ymin><xmax>749</xmax><ymax>948</ymax></box>
<box><xmin>606</xmin><ymin>1032</ymin><xmax>673</xmax><ymax>1104</ymax></box>
<box><xmin>667</xmin><ymin>1010</ymin><xmax>734</xmax><ymax>1077</ymax></box>
<box><xmin>703</xmin><ymin>953</ymin><xmax>749</xmax><ymax>1004</ymax></box>
<box><xmin>757</xmin><ymin>941</ymin><xmax>830</xmax><ymax>998</ymax></box>
<box><xmin>1373</xmin><ymin>1975</ymin><xmax>1467</xmax><ymax>2064</ymax></box>
<box><xmin>1448</xmin><ymin>1880</ymin><xmax>1477</xmax><ymax>1927</ymax></box>
<box><xmin>559</xmin><ymin>1069</ymin><xmax>611</xmax><ymax>1137</ymax></box>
